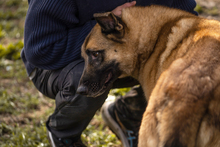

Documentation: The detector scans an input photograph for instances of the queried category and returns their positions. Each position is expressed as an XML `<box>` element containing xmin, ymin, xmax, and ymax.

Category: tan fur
<box><xmin>80</xmin><ymin>5</ymin><xmax>220</xmax><ymax>147</ymax></box>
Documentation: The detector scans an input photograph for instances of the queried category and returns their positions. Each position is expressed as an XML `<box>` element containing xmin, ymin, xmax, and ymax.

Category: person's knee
<box><xmin>57</xmin><ymin>60</ymin><xmax>85</xmax><ymax>95</ymax></box>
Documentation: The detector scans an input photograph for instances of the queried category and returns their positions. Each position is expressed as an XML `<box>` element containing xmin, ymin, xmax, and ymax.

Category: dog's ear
<box><xmin>94</xmin><ymin>12</ymin><xmax>125</xmax><ymax>39</ymax></box>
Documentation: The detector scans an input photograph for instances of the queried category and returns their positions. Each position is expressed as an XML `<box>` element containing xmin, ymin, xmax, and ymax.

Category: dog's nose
<box><xmin>77</xmin><ymin>85</ymin><xmax>88</xmax><ymax>95</ymax></box>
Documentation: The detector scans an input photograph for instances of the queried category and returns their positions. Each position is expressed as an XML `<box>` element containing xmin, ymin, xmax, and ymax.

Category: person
<box><xmin>21</xmin><ymin>0</ymin><xmax>197</xmax><ymax>146</ymax></box>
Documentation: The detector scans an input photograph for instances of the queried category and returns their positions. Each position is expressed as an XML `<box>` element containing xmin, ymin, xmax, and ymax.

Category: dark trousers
<box><xmin>31</xmin><ymin>58</ymin><xmax>146</xmax><ymax>139</ymax></box>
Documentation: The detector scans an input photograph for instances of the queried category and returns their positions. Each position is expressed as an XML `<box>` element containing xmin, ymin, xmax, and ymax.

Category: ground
<box><xmin>0</xmin><ymin>0</ymin><xmax>220</xmax><ymax>146</ymax></box>
<box><xmin>196</xmin><ymin>0</ymin><xmax>220</xmax><ymax>20</ymax></box>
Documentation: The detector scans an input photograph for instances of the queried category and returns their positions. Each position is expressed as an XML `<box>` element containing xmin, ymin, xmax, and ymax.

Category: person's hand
<box><xmin>112</xmin><ymin>1</ymin><xmax>136</xmax><ymax>16</ymax></box>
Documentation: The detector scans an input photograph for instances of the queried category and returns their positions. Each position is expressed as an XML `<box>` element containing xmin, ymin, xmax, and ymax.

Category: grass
<box><xmin>195</xmin><ymin>4</ymin><xmax>219</xmax><ymax>16</ymax></box>
<box><xmin>0</xmin><ymin>59</ymin><xmax>53</xmax><ymax>147</ymax></box>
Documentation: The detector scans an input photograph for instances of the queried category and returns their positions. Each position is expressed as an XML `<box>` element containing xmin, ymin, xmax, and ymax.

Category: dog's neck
<box><xmin>122</xmin><ymin>6</ymin><xmax>198</xmax><ymax>99</ymax></box>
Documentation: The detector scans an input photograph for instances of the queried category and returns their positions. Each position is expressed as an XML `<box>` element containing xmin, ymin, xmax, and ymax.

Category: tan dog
<box><xmin>77</xmin><ymin>5</ymin><xmax>220</xmax><ymax>147</ymax></box>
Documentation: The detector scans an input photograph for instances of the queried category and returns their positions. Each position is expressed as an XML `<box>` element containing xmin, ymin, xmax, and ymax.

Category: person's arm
<box><xmin>24</xmin><ymin>0</ymin><xmax>96</xmax><ymax>70</ymax></box>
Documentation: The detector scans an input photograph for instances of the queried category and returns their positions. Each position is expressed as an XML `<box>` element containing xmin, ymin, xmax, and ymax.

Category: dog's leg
<box><xmin>138</xmin><ymin>59</ymin><xmax>213</xmax><ymax>147</ymax></box>
<box><xmin>138</xmin><ymin>109</ymin><xmax>159</xmax><ymax>147</ymax></box>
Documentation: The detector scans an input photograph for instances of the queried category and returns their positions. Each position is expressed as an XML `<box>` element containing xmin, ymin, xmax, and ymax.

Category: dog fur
<box><xmin>77</xmin><ymin>5</ymin><xmax>220</xmax><ymax>147</ymax></box>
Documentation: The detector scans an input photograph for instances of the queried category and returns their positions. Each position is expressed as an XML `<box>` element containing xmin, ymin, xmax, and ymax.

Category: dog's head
<box><xmin>77</xmin><ymin>12</ymin><xmax>136</xmax><ymax>97</ymax></box>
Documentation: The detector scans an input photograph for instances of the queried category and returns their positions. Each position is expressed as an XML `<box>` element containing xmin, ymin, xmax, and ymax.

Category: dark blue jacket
<box><xmin>21</xmin><ymin>0</ymin><xmax>197</xmax><ymax>76</ymax></box>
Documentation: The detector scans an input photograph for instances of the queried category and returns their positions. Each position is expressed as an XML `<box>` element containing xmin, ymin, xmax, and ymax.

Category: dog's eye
<box><xmin>91</xmin><ymin>51</ymin><xmax>99</xmax><ymax>58</ymax></box>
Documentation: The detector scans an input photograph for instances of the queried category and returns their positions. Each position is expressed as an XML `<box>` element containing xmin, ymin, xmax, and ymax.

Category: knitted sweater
<box><xmin>21</xmin><ymin>0</ymin><xmax>197</xmax><ymax>76</ymax></box>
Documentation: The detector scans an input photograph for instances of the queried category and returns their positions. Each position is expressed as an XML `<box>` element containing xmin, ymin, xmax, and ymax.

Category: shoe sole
<box><xmin>101</xmin><ymin>101</ymin><xmax>130</xmax><ymax>147</ymax></box>
<box><xmin>47</xmin><ymin>130</ymin><xmax>56</xmax><ymax>147</ymax></box>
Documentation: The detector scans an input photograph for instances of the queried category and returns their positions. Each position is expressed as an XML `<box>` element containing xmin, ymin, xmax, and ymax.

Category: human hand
<box><xmin>112</xmin><ymin>1</ymin><xmax>136</xmax><ymax>16</ymax></box>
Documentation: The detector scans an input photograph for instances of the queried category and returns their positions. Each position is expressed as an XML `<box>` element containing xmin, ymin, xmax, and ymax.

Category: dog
<box><xmin>77</xmin><ymin>5</ymin><xmax>220</xmax><ymax>147</ymax></box>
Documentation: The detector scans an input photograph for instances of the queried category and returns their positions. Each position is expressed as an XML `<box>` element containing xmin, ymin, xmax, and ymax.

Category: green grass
<box><xmin>0</xmin><ymin>59</ymin><xmax>52</xmax><ymax>147</ymax></box>
<box><xmin>195</xmin><ymin>4</ymin><xmax>219</xmax><ymax>16</ymax></box>
<box><xmin>0</xmin><ymin>0</ymin><xmax>27</xmax><ymax>45</ymax></box>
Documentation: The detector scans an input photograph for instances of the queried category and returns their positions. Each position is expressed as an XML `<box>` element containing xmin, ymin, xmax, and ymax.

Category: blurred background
<box><xmin>0</xmin><ymin>0</ymin><xmax>219</xmax><ymax>146</ymax></box>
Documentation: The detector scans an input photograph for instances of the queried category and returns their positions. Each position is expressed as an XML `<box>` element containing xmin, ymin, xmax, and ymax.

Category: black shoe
<box><xmin>101</xmin><ymin>101</ymin><xmax>140</xmax><ymax>147</ymax></box>
<box><xmin>47</xmin><ymin>129</ymin><xmax>86</xmax><ymax>147</ymax></box>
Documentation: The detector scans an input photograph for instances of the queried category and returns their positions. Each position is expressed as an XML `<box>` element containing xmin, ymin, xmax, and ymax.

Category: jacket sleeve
<box><xmin>24</xmin><ymin>0</ymin><xmax>96</xmax><ymax>70</ymax></box>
